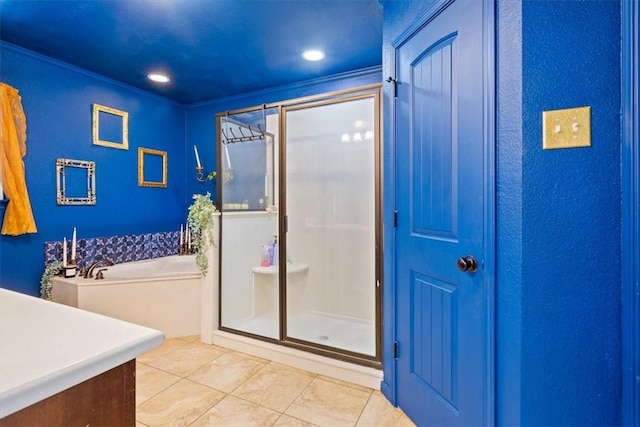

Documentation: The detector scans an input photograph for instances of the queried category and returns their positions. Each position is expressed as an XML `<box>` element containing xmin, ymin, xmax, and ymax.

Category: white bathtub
<box><xmin>52</xmin><ymin>255</ymin><xmax>202</xmax><ymax>338</ymax></box>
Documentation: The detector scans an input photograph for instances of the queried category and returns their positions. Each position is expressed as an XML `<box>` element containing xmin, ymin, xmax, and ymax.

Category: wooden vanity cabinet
<box><xmin>0</xmin><ymin>360</ymin><xmax>135</xmax><ymax>427</ymax></box>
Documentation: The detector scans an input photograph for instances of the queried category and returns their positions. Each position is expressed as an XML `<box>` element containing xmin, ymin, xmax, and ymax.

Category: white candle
<box><xmin>194</xmin><ymin>145</ymin><xmax>202</xmax><ymax>168</ymax></box>
<box><xmin>62</xmin><ymin>237</ymin><xmax>68</xmax><ymax>266</ymax></box>
<box><xmin>71</xmin><ymin>227</ymin><xmax>76</xmax><ymax>261</ymax></box>
<box><xmin>224</xmin><ymin>145</ymin><xmax>231</xmax><ymax>168</ymax></box>
<box><xmin>180</xmin><ymin>224</ymin><xmax>184</xmax><ymax>246</ymax></box>
<box><xmin>187</xmin><ymin>227</ymin><xmax>191</xmax><ymax>249</ymax></box>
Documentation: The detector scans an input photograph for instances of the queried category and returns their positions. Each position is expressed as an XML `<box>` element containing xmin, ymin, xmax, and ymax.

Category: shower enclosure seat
<box><xmin>251</xmin><ymin>264</ymin><xmax>309</xmax><ymax>317</ymax></box>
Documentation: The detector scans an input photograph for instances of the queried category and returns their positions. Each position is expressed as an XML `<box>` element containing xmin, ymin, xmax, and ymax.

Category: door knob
<box><xmin>456</xmin><ymin>256</ymin><xmax>478</xmax><ymax>273</ymax></box>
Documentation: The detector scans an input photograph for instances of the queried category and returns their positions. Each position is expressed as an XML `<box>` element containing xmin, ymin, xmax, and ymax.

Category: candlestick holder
<box><xmin>196</xmin><ymin>166</ymin><xmax>216</xmax><ymax>183</ymax></box>
<box><xmin>178</xmin><ymin>242</ymin><xmax>194</xmax><ymax>255</ymax></box>
<box><xmin>64</xmin><ymin>259</ymin><xmax>77</xmax><ymax>278</ymax></box>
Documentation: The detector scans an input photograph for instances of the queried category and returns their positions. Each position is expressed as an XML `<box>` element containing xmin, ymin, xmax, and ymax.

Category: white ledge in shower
<box><xmin>220</xmin><ymin>210</ymin><xmax>277</xmax><ymax>218</ymax></box>
<box><xmin>251</xmin><ymin>264</ymin><xmax>309</xmax><ymax>275</ymax></box>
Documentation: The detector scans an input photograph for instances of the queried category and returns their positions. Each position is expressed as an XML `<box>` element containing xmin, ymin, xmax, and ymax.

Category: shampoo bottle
<box><xmin>261</xmin><ymin>245</ymin><xmax>270</xmax><ymax>267</ymax></box>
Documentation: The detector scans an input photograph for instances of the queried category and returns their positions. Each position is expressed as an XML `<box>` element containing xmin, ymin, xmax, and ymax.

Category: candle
<box><xmin>71</xmin><ymin>227</ymin><xmax>76</xmax><ymax>261</ymax></box>
<box><xmin>63</xmin><ymin>237</ymin><xmax>68</xmax><ymax>266</ymax></box>
<box><xmin>194</xmin><ymin>145</ymin><xmax>202</xmax><ymax>168</ymax></box>
<box><xmin>180</xmin><ymin>224</ymin><xmax>184</xmax><ymax>246</ymax></box>
<box><xmin>187</xmin><ymin>227</ymin><xmax>191</xmax><ymax>249</ymax></box>
<box><xmin>224</xmin><ymin>145</ymin><xmax>231</xmax><ymax>168</ymax></box>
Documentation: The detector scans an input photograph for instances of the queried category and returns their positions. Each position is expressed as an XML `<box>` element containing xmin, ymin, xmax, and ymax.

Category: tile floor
<box><xmin>136</xmin><ymin>335</ymin><xmax>415</xmax><ymax>427</ymax></box>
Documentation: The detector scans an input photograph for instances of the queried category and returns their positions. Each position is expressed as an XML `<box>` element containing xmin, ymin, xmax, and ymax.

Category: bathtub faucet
<box><xmin>85</xmin><ymin>259</ymin><xmax>115</xmax><ymax>278</ymax></box>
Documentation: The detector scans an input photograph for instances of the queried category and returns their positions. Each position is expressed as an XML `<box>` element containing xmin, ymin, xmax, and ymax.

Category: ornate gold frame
<box><xmin>138</xmin><ymin>147</ymin><xmax>168</xmax><ymax>188</ymax></box>
<box><xmin>92</xmin><ymin>104</ymin><xmax>129</xmax><ymax>150</ymax></box>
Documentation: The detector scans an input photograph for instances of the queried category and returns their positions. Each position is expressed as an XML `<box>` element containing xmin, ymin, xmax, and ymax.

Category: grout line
<box><xmin>354</xmin><ymin>390</ymin><xmax>375</xmax><ymax>427</ymax></box>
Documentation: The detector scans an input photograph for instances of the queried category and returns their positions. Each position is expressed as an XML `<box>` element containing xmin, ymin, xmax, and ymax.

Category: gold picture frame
<box><xmin>92</xmin><ymin>104</ymin><xmax>129</xmax><ymax>150</ymax></box>
<box><xmin>138</xmin><ymin>147</ymin><xmax>168</xmax><ymax>188</ymax></box>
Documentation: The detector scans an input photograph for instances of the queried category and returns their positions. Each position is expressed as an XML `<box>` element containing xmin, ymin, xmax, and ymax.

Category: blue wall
<box><xmin>381</xmin><ymin>0</ymin><xmax>622</xmax><ymax>425</ymax></box>
<box><xmin>519</xmin><ymin>1</ymin><xmax>621</xmax><ymax>424</ymax></box>
<box><xmin>0</xmin><ymin>44</ymin><xmax>187</xmax><ymax>296</ymax></box>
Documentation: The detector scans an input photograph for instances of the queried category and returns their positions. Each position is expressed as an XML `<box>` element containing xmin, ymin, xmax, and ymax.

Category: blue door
<box><xmin>394</xmin><ymin>0</ymin><xmax>493</xmax><ymax>425</ymax></box>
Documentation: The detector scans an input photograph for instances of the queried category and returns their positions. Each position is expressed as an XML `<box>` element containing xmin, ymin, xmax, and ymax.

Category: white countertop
<box><xmin>0</xmin><ymin>288</ymin><xmax>164</xmax><ymax>418</ymax></box>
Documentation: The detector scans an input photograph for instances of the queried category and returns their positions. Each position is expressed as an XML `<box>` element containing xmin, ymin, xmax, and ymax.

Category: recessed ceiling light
<box><xmin>147</xmin><ymin>72</ymin><xmax>171</xmax><ymax>83</ymax></box>
<box><xmin>302</xmin><ymin>50</ymin><xmax>325</xmax><ymax>61</ymax></box>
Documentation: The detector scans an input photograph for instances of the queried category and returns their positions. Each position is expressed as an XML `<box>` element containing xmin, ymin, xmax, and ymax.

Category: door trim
<box><xmin>482</xmin><ymin>1</ymin><xmax>497</xmax><ymax>426</ymax></box>
<box><xmin>622</xmin><ymin>1</ymin><xmax>639</xmax><ymax>425</ymax></box>
<box><xmin>383</xmin><ymin>0</ymin><xmax>496</xmax><ymax>424</ymax></box>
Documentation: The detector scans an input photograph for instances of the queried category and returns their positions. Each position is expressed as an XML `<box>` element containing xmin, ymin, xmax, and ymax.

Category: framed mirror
<box><xmin>92</xmin><ymin>103</ymin><xmax>129</xmax><ymax>150</ymax></box>
<box><xmin>56</xmin><ymin>158</ymin><xmax>96</xmax><ymax>205</ymax></box>
<box><xmin>138</xmin><ymin>147</ymin><xmax>168</xmax><ymax>188</ymax></box>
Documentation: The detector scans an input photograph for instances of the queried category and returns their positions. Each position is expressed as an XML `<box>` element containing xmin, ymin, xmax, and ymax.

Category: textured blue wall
<box><xmin>0</xmin><ymin>44</ymin><xmax>187</xmax><ymax>296</ymax></box>
<box><xmin>381</xmin><ymin>0</ymin><xmax>622</xmax><ymax>424</ymax></box>
<box><xmin>495</xmin><ymin>1</ymin><xmax>525</xmax><ymax>424</ymax></box>
<box><xmin>520</xmin><ymin>0</ymin><xmax>621</xmax><ymax>424</ymax></box>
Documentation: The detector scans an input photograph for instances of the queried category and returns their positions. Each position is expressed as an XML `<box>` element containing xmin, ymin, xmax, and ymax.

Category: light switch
<box><xmin>542</xmin><ymin>106</ymin><xmax>591</xmax><ymax>150</ymax></box>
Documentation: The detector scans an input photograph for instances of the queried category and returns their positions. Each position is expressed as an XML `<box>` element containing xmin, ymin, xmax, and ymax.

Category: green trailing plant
<box><xmin>187</xmin><ymin>192</ymin><xmax>217</xmax><ymax>275</ymax></box>
<box><xmin>40</xmin><ymin>261</ymin><xmax>63</xmax><ymax>300</ymax></box>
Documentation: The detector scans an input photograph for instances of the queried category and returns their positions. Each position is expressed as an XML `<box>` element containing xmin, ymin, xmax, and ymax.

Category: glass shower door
<box><xmin>283</xmin><ymin>94</ymin><xmax>378</xmax><ymax>357</ymax></box>
<box><xmin>219</xmin><ymin>108</ymin><xmax>279</xmax><ymax>340</ymax></box>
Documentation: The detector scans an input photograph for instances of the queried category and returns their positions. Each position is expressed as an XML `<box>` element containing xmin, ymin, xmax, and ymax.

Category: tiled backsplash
<box><xmin>44</xmin><ymin>231</ymin><xmax>180</xmax><ymax>269</ymax></box>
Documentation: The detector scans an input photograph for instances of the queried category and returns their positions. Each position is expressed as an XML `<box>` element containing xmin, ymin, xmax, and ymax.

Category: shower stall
<box><xmin>217</xmin><ymin>85</ymin><xmax>381</xmax><ymax>365</ymax></box>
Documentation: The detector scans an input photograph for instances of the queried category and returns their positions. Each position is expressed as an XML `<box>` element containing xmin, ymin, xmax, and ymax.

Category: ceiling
<box><xmin>0</xmin><ymin>0</ymin><xmax>383</xmax><ymax>105</ymax></box>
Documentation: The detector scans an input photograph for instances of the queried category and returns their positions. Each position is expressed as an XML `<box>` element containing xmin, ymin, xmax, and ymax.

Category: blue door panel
<box><xmin>411</xmin><ymin>272</ymin><xmax>458</xmax><ymax>406</ymax></box>
<box><xmin>411</xmin><ymin>33</ymin><xmax>457</xmax><ymax>239</ymax></box>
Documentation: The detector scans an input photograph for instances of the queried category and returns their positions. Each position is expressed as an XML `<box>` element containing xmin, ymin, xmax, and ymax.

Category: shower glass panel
<box><xmin>219</xmin><ymin>108</ymin><xmax>279</xmax><ymax>339</ymax></box>
<box><xmin>284</xmin><ymin>96</ymin><xmax>377</xmax><ymax>357</ymax></box>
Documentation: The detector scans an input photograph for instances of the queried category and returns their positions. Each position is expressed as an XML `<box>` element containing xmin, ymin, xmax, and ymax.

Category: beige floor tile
<box><xmin>190</xmin><ymin>395</ymin><xmax>280</xmax><ymax>427</ymax></box>
<box><xmin>273</xmin><ymin>414</ymin><xmax>319</xmax><ymax>427</ymax></box>
<box><xmin>137</xmin><ymin>338</ymin><xmax>189</xmax><ymax>364</ymax></box>
<box><xmin>230</xmin><ymin>350</ymin><xmax>270</xmax><ymax>363</ymax></box>
<box><xmin>136</xmin><ymin>379</ymin><xmax>224</xmax><ymax>427</ymax></box>
<box><xmin>177</xmin><ymin>334</ymin><xmax>200</xmax><ymax>343</ymax></box>
<box><xmin>285</xmin><ymin>378</ymin><xmax>372</xmax><ymax>427</ymax></box>
<box><xmin>356</xmin><ymin>391</ymin><xmax>416</xmax><ymax>427</ymax></box>
<box><xmin>267</xmin><ymin>361</ymin><xmax>319</xmax><ymax>378</ymax></box>
<box><xmin>136</xmin><ymin>364</ymin><xmax>181</xmax><ymax>405</ymax></box>
<box><xmin>395</xmin><ymin>412</ymin><xmax>418</xmax><ymax>427</ymax></box>
<box><xmin>148</xmin><ymin>343</ymin><xmax>225</xmax><ymax>377</ymax></box>
<box><xmin>188</xmin><ymin>351</ymin><xmax>267</xmax><ymax>393</ymax></box>
<box><xmin>136</xmin><ymin>422</ymin><xmax>148</xmax><ymax>427</ymax></box>
<box><xmin>317</xmin><ymin>374</ymin><xmax>374</xmax><ymax>393</ymax></box>
<box><xmin>232</xmin><ymin>363</ymin><xmax>315</xmax><ymax>412</ymax></box>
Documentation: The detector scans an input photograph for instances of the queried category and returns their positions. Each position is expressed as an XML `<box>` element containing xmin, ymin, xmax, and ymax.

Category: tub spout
<box><xmin>85</xmin><ymin>259</ymin><xmax>115</xmax><ymax>278</ymax></box>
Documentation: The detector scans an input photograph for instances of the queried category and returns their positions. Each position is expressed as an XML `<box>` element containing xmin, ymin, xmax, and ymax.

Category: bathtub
<box><xmin>52</xmin><ymin>255</ymin><xmax>201</xmax><ymax>338</ymax></box>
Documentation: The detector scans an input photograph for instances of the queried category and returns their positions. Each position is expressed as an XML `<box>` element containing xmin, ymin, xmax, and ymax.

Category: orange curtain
<box><xmin>0</xmin><ymin>83</ymin><xmax>37</xmax><ymax>235</ymax></box>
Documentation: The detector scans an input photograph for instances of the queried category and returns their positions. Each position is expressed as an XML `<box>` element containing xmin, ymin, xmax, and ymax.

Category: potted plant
<box><xmin>187</xmin><ymin>192</ymin><xmax>217</xmax><ymax>275</ymax></box>
<box><xmin>40</xmin><ymin>261</ymin><xmax>63</xmax><ymax>300</ymax></box>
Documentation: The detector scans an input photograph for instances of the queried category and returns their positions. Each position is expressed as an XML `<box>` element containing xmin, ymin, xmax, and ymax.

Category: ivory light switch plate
<box><xmin>542</xmin><ymin>106</ymin><xmax>591</xmax><ymax>150</ymax></box>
